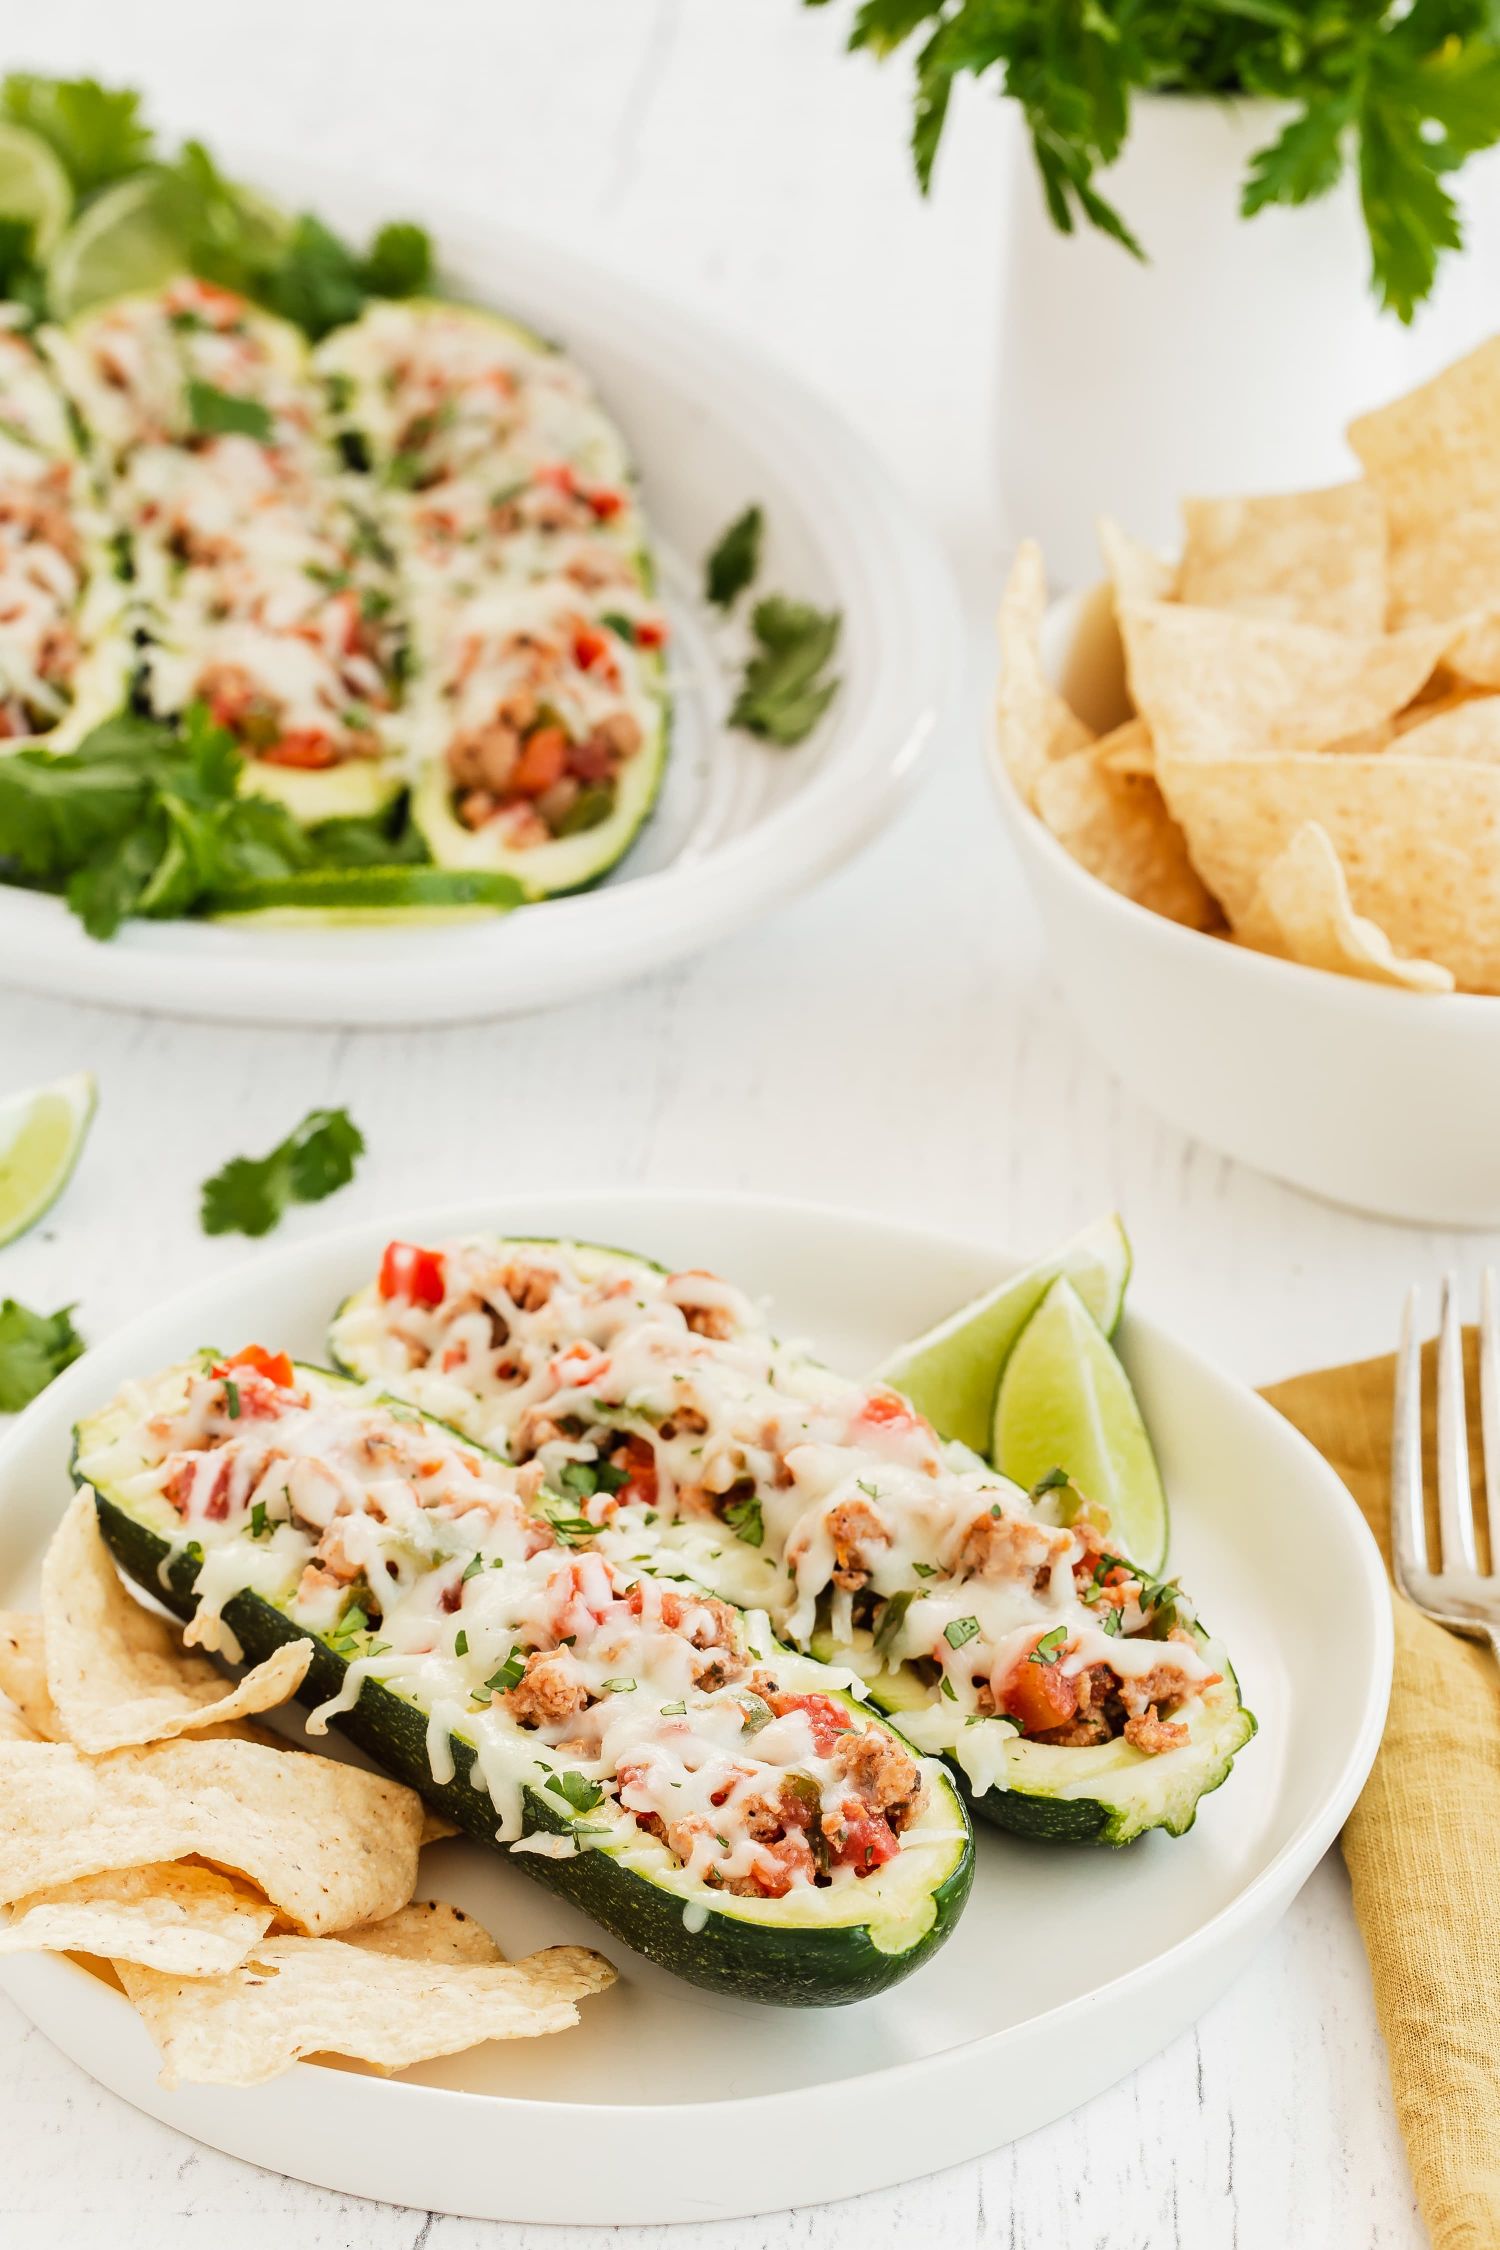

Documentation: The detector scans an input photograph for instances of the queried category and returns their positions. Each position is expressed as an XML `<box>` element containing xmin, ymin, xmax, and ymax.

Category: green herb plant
<box><xmin>809</xmin><ymin>0</ymin><xmax>1500</xmax><ymax>319</ymax></box>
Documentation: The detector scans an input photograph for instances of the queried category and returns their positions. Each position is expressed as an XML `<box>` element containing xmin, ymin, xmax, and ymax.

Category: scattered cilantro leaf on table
<box><xmin>0</xmin><ymin>1299</ymin><xmax>85</xmax><ymax>1411</ymax></box>
<box><xmin>729</xmin><ymin>594</ymin><xmax>841</xmax><ymax>746</ymax></box>
<box><xmin>201</xmin><ymin>1107</ymin><xmax>366</xmax><ymax>1239</ymax></box>
<box><xmin>704</xmin><ymin>505</ymin><xmax>763</xmax><ymax>607</ymax></box>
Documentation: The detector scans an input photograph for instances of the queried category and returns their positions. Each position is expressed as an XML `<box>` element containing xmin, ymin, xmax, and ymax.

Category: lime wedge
<box><xmin>46</xmin><ymin>174</ymin><xmax>191</xmax><ymax>318</ymax></box>
<box><xmin>876</xmin><ymin>1215</ymin><xmax>1131</xmax><ymax>1456</ymax></box>
<box><xmin>0</xmin><ymin>123</ymin><xmax>72</xmax><ymax>259</ymax></box>
<box><xmin>992</xmin><ymin>1275</ymin><xmax>1168</xmax><ymax>1575</ymax></box>
<box><xmin>0</xmin><ymin>1071</ymin><xmax>96</xmax><ymax>1246</ymax></box>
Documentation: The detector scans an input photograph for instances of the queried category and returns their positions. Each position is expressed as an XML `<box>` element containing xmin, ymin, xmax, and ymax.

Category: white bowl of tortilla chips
<box><xmin>988</xmin><ymin>337</ymin><xmax>1500</xmax><ymax>1226</ymax></box>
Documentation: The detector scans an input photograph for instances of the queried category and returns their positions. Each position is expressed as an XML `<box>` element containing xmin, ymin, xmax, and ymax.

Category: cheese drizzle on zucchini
<box><xmin>74</xmin><ymin>1350</ymin><xmax>972</xmax><ymax>2003</ymax></box>
<box><xmin>330</xmin><ymin>1238</ymin><xmax>1255</xmax><ymax>1845</ymax></box>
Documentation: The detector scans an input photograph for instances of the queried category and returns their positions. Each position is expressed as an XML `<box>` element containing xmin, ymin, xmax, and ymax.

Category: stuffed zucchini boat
<box><xmin>73</xmin><ymin>1347</ymin><xmax>973</xmax><ymax>2004</ymax></box>
<box><xmin>316</xmin><ymin>298</ymin><xmax>669</xmax><ymax>895</ymax></box>
<box><xmin>331</xmin><ymin>1236</ymin><xmax>1254</xmax><ymax>1847</ymax></box>
<box><xmin>0</xmin><ymin>321</ymin><xmax>132</xmax><ymax>751</ymax></box>
<box><xmin>47</xmin><ymin>277</ymin><xmax>406</xmax><ymax>822</ymax></box>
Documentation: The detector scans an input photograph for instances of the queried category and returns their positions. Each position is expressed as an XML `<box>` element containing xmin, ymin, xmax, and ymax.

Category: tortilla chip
<box><xmin>995</xmin><ymin>542</ymin><xmax>1093</xmax><ymax>808</ymax></box>
<box><xmin>1120</xmin><ymin>601</ymin><xmax>1450</xmax><ymax>761</ymax></box>
<box><xmin>0</xmin><ymin>1738</ymin><xmax>422</xmax><ymax>1935</ymax></box>
<box><xmin>116</xmin><ymin>1936</ymin><xmax>615</xmax><ymax>2088</ymax></box>
<box><xmin>0</xmin><ymin>1863</ymin><xmax>275</xmax><ymax>1976</ymax></box>
<box><xmin>1033</xmin><ymin>744</ymin><xmax>1221</xmax><ymax>930</ymax></box>
<box><xmin>1347</xmin><ymin>345</ymin><xmax>1500</xmax><ymax>675</ymax></box>
<box><xmin>341</xmin><ymin>1900</ymin><xmax>504</xmax><ymax>1966</ymax></box>
<box><xmin>1095</xmin><ymin>717</ymin><xmax>1155</xmax><ymax>777</ymax></box>
<box><xmin>0</xmin><ymin>1693</ymin><xmax>40</xmax><ymax>1742</ymax></box>
<box><xmin>0</xmin><ymin>1613</ymin><xmax>57</xmax><ymax>1738</ymax></box>
<box><xmin>1155</xmin><ymin>746</ymin><xmax>1500</xmax><ymax>989</ymax></box>
<box><xmin>419</xmin><ymin>1809</ymin><xmax>461</xmax><ymax>1847</ymax></box>
<box><xmin>1236</xmin><ymin>822</ymin><xmax>1454</xmax><ymax>992</ymax></box>
<box><xmin>1393</xmin><ymin>694</ymin><xmax>1500</xmax><ymax>763</ymax></box>
<box><xmin>1098</xmin><ymin>516</ymin><xmax>1176</xmax><ymax>605</ymax></box>
<box><xmin>1177</xmin><ymin>483</ymin><xmax>1386</xmax><ymax>635</ymax></box>
<box><xmin>41</xmin><ymin>1492</ymin><xmax>313</xmax><ymax>1754</ymax></box>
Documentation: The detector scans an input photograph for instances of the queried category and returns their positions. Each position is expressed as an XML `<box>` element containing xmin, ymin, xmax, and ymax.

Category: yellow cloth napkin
<box><xmin>1263</xmin><ymin>1336</ymin><xmax>1500</xmax><ymax>2250</ymax></box>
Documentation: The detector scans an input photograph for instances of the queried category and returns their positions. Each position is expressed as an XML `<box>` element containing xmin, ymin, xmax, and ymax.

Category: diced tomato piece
<box><xmin>586</xmin><ymin>485</ymin><xmax>625</xmax><ymax>521</ymax></box>
<box><xmin>611</xmin><ymin>1432</ymin><xmax>658</xmax><ymax>1509</ymax></box>
<box><xmin>634</xmin><ymin>617</ymin><xmax>667</xmax><ymax>650</ymax></box>
<box><xmin>833</xmin><ymin>1808</ymin><xmax>901</xmax><ymax>1876</ymax></box>
<box><xmin>512</xmin><ymin>726</ymin><xmax>569</xmax><ymax>795</ymax></box>
<box><xmin>534</xmin><ymin>461</ymin><xmax>577</xmax><ymax>494</ymax></box>
<box><xmin>998</xmin><ymin>1636</ymin><xmax>1079</xmax><ymax>1735</ymax></box>
<box><xmin>219</xmin><ymin>1345</ymin><xmax>295</xmax><ymax>1390</ymax></box>
<box><xmin>259</xmin><ymin>731</ymin><xmax>340</xmax><ymax>769</ymax></box>
<box><xmin>766</xmin><ymin>1691</ymin><xmax>854</xmax><ymax>1756</ymax></box>
<box><xmin>859</xmin><ymin>1390</ymin><xmax>920</xmax><ymax>1431</ymax></box>
<box><xmin>747</xmin><ymin>1830</ymin><xmax>816</xmax><ymax>1897</ymax></box>
<box><xmin>378</xmin><ymin>1241</ymin><xmax>447</xmax><ymax>1307</ymax></box>
<box><xmin>571</xmin><ymin>626</ymin><xmax>609</xmax><ymax>672</ymax></box>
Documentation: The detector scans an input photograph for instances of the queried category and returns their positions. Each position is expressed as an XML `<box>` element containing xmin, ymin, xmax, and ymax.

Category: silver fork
<box><xmin>1393</xmin><ymin>1273</ymin><xmax>1500</xmax><ymax>1660</ymax></box>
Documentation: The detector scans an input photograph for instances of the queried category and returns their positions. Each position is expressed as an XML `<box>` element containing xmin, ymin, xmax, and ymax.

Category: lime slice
<box><xmin>0</xmin><ymin>1071</ymin><xmax>96</xmax><ymax>1247</ymax></box>
<box><xmin>0</xmin><ymin>123</ymin><xmax>72</xmax><ymax>259</ymax></box>
<box><xmin>211</xmin><ymin>866</ymin><xmax>525</xmax><ymax>924</ymax></box>
<box><xmin>46</xmin><ymin>174</ymin><xmax>192</xmax><ymax>318</ymax></box>
<box><xmin>876</xmin><ymin>1215</ymin><xmax>1131</xmax><ymax>1456</ymax></box>
<box><xmin>992</xmin><ymin>1275</ymin><xmax>1168</xmax><ymax>1575</ymax></box>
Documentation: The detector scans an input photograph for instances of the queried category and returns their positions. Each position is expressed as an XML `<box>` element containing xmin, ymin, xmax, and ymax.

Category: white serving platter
<box><xmin>0</xmin><ymin>1191</ymin><xmax>1391</xmax><ymax>2224</ymax></box>
<box><xmin>0</xmin><ymin>167</ymin><xmax>959</xmax><ymax>1027</ymax></box>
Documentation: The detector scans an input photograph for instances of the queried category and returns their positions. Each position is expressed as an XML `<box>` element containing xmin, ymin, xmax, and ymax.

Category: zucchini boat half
<box><xmin>329</xmin><ymin>1235</ymin><xmax>1254</xmax><ymax>1847</ymax></box>
<box><xmin>73</xmin><ymin>1349</ymin><xmax>972</xmax><ymax>2005</ymax></box>
<box><xmin>316</xmin><ymin>297</ymin><xmax>669</xmax><ymax>896</ymax></box>
<box><xmin>47</xmin><ymin>277</ymin><xmax>406</xmax><ymax>823</ymax></box>
<box><xmin>0</xmin><ymin>324</ymin><xmax>133</xmax><ymax>753</ymax></box>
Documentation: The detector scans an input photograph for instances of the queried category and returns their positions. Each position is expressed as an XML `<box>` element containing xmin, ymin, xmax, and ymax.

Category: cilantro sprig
<box><xmin>809</xmin><ymin>0</ymin><xmax>1500</xmax><ymax>320</ymax></box>
<box><xmin>705</xmin><ymin>505</ymin><xmax>763</xmax><ymax>607</ymax></box>
<box><xmin>729</xmin><ymin>596</ymin><xmax>842</xmax><ymax>747</ymax></box>
<box><xmin>0</xmin><ymin>1298</ymin><xmax>85</xmax><ymax>1411</ymax></box>
<box><xmin>200</xmin><ymin>1106</ymin><xmax>365</xmax><ymax>1238</ymax></box>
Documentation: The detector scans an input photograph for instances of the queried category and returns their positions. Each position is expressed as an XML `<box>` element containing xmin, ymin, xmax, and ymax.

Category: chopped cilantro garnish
<box><xmin>1029</xmin><ymin>1626</ymin><xmax>1068</xmax><ymax>1666</ymax></box>
<box><xmin>187</xmin><ymin>380</ymin><xmax>273</xmax><ymax>443</ymax></box>
<box><xmin>223</xmin><ymin>1377</ymin><xmax>241</xmax><ymax>1419</ymax></box>
<box><xmin>723</xmin><ymin>1493</ymin><xmax>764</xmax><ymax>1548</ymax></box>
<box><xmin>600</xmin><ymin>1677</ymin><xmax>636</xmax><ymax>1695</ymax></box>
<box><xmin>660</xmin><ymin>1699</ymin><xmax>686</xmax><ymax>1716</ymax></box>
<box><xmin>873</xmin><ymin>1588</ymin><xmax>914</xmax><ymax>1655</ymax></box>
<box><xmin>1030</xmin><ymin>1466</ymin><xmax>1071</xmax><ymax>1497</ymax></box>
<box><xmin>939</xmin><ymin>1673</ymin><xmax>957</xmax><ymax>1700</ymax></box>
<box><xmin>546</xmin><ymin>1770</ymin><xmax>604</xmax><ymax>1813</ymax></box>
<box><xmin>461</xmin><ymin>1552</ymin><xmax>485</xmax><ymax>1582</ymax></box>
<box><xmin>248</xmin><ymin>1500</ymin><xmax>270</xmax><ymax>1539</ymax></box>
<box><xmin>912</xmin><ymin>1561</ymin><xmax>936</xmax><ymax>1579</ymax></box>
<box><xmin>943</xmin><ymin>1615</ymin><xmax>980</xmax><ymax>1650</ymax></box>
<box><xmin>1102</xmin><ymin>1608</ymin><xmax>1123</xmax><ymax>1638</ymax></box>
<box><xmin>325</xmin><ymin>1602</ymin><xmax>370</xmax><ymax>1655</ymax></box>
<box><xmin>739</xmin><ymin>1693</ymin><xmax>774</xmax><ymax>1734</ymax></box>
<box><xmin>481</xmin><ymin>1648</ymin><xmax>526</xmax><ymax>1697</ymax></box>
<box><xmin>453</xmin><ymin>1629</ymin><xmax>468</xmax><ymax>1657</ymax></box>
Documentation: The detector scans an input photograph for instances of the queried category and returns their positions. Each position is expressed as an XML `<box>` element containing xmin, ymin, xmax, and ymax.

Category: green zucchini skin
<box><xmin>332</xmin><ymin>1234</ymin><xmax>1256</xmax><ymax>1849</ymax></box>
<box><xmin>86</xmin><ymin>1479</ymin><xmax>972</xmax><ymax>2008</ymax></box>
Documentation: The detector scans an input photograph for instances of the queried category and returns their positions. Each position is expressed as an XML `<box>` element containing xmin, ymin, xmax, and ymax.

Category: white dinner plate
<box><xmin>0</xmin><ymin>1192</ymin><xmax>1390</xmax><ymax>2224</ymax></box>
<box><xmin>0</xmin><ymin>166</ymin><xmax>959</xmax><ymax>1027</ymax></box>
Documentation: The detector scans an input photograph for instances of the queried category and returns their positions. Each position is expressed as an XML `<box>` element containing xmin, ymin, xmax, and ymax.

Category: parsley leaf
<box><xmin>186</xmin><ymin>380</ymin><xmax>273</xmax><ymax>443</ymax></box>
<box><xmin>1</xmin><ymin>73</ymin><xmax>152</xmax><ymax>196</ymax></box>
<box><xmin>0</xmin><ymin>1299</ymin><xmax>84</xmax><ymax>1411</ymax></box>
<box><xmin>729</xmin><ymin>595</ymin><xmax>841</xmax><ymax>746</ymax></box>
<box><xmin>817</xmin><ymin>0</ymin><xmax>1500</xmax><ymax>320</ymax></box>
<box><xmin>704</xmin><ymin>504</ymin><xmax>763</xmax><ymax>606</ymax></box>
<box><xmin>200</xmin><ymin>1106</ymin><xmax>365</xmax><ymax>1237</ymax></box>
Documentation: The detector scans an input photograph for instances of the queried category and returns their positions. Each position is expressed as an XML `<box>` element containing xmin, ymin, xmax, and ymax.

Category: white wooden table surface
<box><xmin>0</xmin><ymin>3</ymin><xmax>1459</xmax><ymax>2241</ymax></box>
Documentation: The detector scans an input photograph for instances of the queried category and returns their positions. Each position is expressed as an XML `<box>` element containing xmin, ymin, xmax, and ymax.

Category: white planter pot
<box><xmin>995</xmin><ymin>94</ymin><xmax>1500</xmax><ymax>584</ymax></box>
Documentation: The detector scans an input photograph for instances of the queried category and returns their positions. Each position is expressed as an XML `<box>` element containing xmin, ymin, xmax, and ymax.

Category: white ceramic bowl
<box><xmin>0</xmin><ymin>163</ymin><xmax>959</xmax><ymax>1028</ymax></box>
<box><xmin>987</xmin><ymin>584</ymin><xmax>1500</xmax><ymax>1227</ymax></box>
<box><xmin>0</xmin><ymin>1190</ymin><xmax>1389</xmax><ymax>2223</ymax></box>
